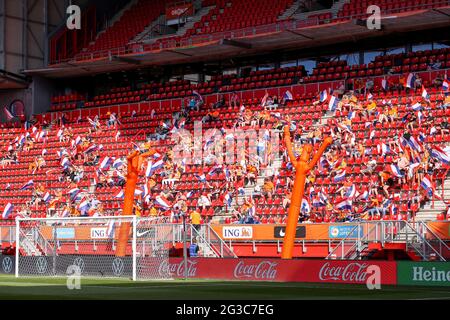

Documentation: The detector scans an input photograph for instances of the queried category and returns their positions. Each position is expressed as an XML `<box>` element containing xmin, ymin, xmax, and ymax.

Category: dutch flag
<box><xmin>381</xmin><ymin>79</ymin><xmax>388</xmax><ymax>91</ymax></box>
<box><xmin>379</xmin><ymin>143</ymin><xmax>390</xmax><ymax>156</ymax></box>
<box><xmin>430</xmin><ymin>146</ymin><xmax>450</xmax><ymax>164</ymax></box>
<box><xmin>418</xmin><ymin>132</ymin><xmax>427</xmax><ymax>142</ymax></box>
<box><xmin>145</xmin><ymin>161</ymin><xmax>153</xmax><ymax>178</ymax></box>
<box><xmin>61</xmin><ymin>157</ymin><xmax>71</xmax><ymax>168</ymax></box>
<box><xmin>421</xmin><ymin>86</ymin><xmax>429</xmax><ymax>100</ymax></box>
<box><xmin>208</xmin><ymin>165</ymin><xmax>222</xmax><ymax>176</ymax></box>
<box><xmin>319</xmin><ymin>191</ymin><xmax>328</xmax><ymax>204</ymax></box>
<box><xmin>406</xmin><ymin>73</ymin><xmax>416</xmax><ymax>89</ymax></box>
<box><xmin>134</xmin><ymin>189</ymin><xmax>143</xmax><ymax>196</ymax></box>
<box><xmin>410</xmin><ymin>102</ymin><xmax>422</xmax><ymax>111</ymax></box>
<box><xmin>146</xmin><ymin>159</ymin><xmax>164</xmax><ymax>177</ymax></box>
<box><xmin>68</xmin><ymin>188</ymin><xmax>80</xmax><ymax>201</ymax></box>
<box><xmin>151</xmin><ymin>159</ymin><xmax>165</xmax><ymax>172</ymax></box>
<box><xmin>195</xmin><ymin>174</ymin><xmax>206</xmax><ymax>182</ymax></box>
<box><xmin>99</xmin><ymin>157</ymin><xmax>113</xmax><ymax>171</ymax></box>
<box><xmin>358</xmin><ymin>190</ymin><xmax>369</xmax><ymax>201</ymax></box>
<box><xmin>418</xmin><ymin>111</ymin><xmax>423</xmax><ymax>125</ymax></box>
<box><xmin>19</xmin><ymin>135</ymin><xmax>25</xmax><ymax>145</ymax></box>
<box><xmin>408</xmin><ymin>136</ymin><xmax>422</xmax><ymax>152</ymax></box>
<box><xmin>443</xmin><ymin>80</ymin><xmax>449</xmax><ymax>92</ymax></box>
<box><xmin>224</xmin><ymin>193</ymin><xmax>232</xmax><ymax>207</ymax></box>
<box><xmin>320</xmin><ymin>90</ymin><xmax>328</xmax><ymax>103</ymax></box>
<box><xmin>284</xmin><ymin>90</ymin><xmax>293</xmax><ymax>101</ymax></box>
<box><xmin>334</xmin><ymin>170</ymin><xmax>346</xmax><ymax>183</ymax></box>
<box><xmin>107</xmin><ymin>221</ymin><xmax>116</xmax><ymax>238</ymax></box>
<box><xmin>37</xmin><ymin>131</ymin><xmax>46</xmax><ymax>141</ymax></box>
<box><xmin>344</xmin><ymin>185</ymin><xmax>356</xmax><ymax>199</ymax></box>
<box><xmin>301</xmin><ymin>198</ymin><xmax>310</xmax><ymax>214</ymax></box>
<box><xmin>115</xmin><ymin>190</ymin><xmax>124</xmax><ymax>199</ymax></box>
<box><xmin>2</xmin><ymin>203</ymin><xmax>13</xmax><ymax>219</ymax></box>
<box><xmin>84</xmin><ymin>144</ymin><xmax>98</xmax><ymax>154</ymax></box>
<box><xmin>312</xmin><ymin>198</ymin><xmax>325</xmax><ymax>208</ymax></box>
<box><xmin>347</xmin><ymin>111</ymin><xmax>356</xmax><ymax>120</ymax></box>
<box><xmin>143</xmin><ymin>184</ymin><xmax>150</xmax><ymax>197</ymax></box>
<box><xmin>420</xmin><ymin>176</ymin><xmax>433</xmax><ymax>197</ymax></box>
<box><xmin>389</xmin><ymin>164</ymin><xmax>404</xmax><ymax>178</ymax></box>
<box><xmin>43</xmin><ymin>192</ymin><xmax>51</xmax><ymax>203</ymax></box>
<box><xmin>261</xmin><ymin>91</ymin><xmax>269</xmax><ymax>107</ymax></box>
<box><xmin>78</xmin><ymin>200</ymin><xmax>90</xmax><ymax>213</ymax></box>
<box><xmin>60</xmin><ymin>208</ymin><xmax>70</xmax><ymax>217</ymax></box>
<box><xmin>155</xmin><ymin>195</ymin><xmax>172</xmax><ymax>209</ymax></box>
<box><xmin>336</xmin><ymin>199</ymin><xmax>352</xmax><ymax>211</ymax></box>
<box><xmin>319</xmin><ymin>157</ymin><xmax>329</xmax><ymax>170</ymax></box>
<box><xmin>192</xmin><ymin>90</ymin><xmax>203</xmax><ymax>102</ymax></box>
<box><xmin>20</xmin><ymin>179</ymin><xmax>34</xmax><ymax>190</ymax></box>
<box><xmin>328</xmin><ymin>95</ymin><xmax>339</xmax><ymax>112</ymax></box>
<box><xmin>112</xmin><ymin>158</ymin><xmax>125</xmax><ymax>169</ymax></box>
<box><xmin>4</xmin><ymin>107</ymin><xmax>15</xmax><ymax>121</ymax></box>
<box><xmin>57</xmin><ymin>129</ymin><xmax>63</xmax><ymax>138</ymax></box>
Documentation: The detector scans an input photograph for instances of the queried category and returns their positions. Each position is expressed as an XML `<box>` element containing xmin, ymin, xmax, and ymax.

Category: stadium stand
<box><xmin>75</xmin><ymin>0</ymin><xmax>166</xmax><ymax>58</ymax></box>
<box><xmin>2</xmin><ymin>0</ymin><xmax>450</xmax><ymax>262</ymax></box>
<box><xmin>2</xmin><ymin>61</ymin><xmax>450</xmax><ymax>232</ymax></box>
<box><xmin>48</xmin><ymin>0</ymin><xmax>450</xmax><ymax>65</ymax></box>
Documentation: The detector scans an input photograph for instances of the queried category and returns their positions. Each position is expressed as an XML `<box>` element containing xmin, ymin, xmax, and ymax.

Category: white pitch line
<box><xmin>409</xmin><ymin>297</ymin><xmax>450</xmax><ymax>300</ymax></box>
<box><xmin>0</xmin><ymin>282</ymin><xmax>61</xmax><ymax>287</ymax></box>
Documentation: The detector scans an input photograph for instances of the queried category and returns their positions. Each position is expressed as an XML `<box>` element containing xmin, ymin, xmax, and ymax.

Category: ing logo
<box><xmin>67</xmin><ymin>5</ymin><xmax>81</xmax><ymax>30</ymax></box>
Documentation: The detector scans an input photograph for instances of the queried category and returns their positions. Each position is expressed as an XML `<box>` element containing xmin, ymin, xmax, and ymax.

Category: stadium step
<box><xmin>278</xmin><ymin>0</ymin><xmax>303</xmax><ymax>20</ymax></box>
<box><xmin>133</xmin><ymin>14</ymin><xmax>168</xmax><ymax>44</ymax></box>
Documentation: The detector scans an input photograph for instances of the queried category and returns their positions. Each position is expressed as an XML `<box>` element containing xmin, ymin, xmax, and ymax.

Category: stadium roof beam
<box><xmin>353</xmin><ymin>19</ymin><xmax>385</xmax><ymax>31</ymax></box>
<box><xmin>220</xmin><ymin>39</ymin><xmax>252</xmax><ymax>49</ymax></box>
<box><xmin>285</xmin><ymin>29</ymin><xmax>314</xmax><ymax>40</ymax></box>
<box><xmin>432</xmin><ymin>8</ymin><xmax>450</xmax><ymax>17</ymax></box>
<box><xmin>165</xmin><ymin>50</ymin><xmax>194</xmax><ymax>57</ymax></box>
<box><xmin>111</xmin><ymin>56</ymin><xmax>142</xmax><ymax>65</ymax></box>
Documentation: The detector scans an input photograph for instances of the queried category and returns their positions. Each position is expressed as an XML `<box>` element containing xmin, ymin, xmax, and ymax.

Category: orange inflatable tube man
<box><xmin>116</xmin><ymin>149</ymin><xmax>156</xmax><ymax>257</ymax></box>
<box><xmin>282</xmin><ymin>125</ymin><xmax>332</xmax><ymax>259</ymax></box>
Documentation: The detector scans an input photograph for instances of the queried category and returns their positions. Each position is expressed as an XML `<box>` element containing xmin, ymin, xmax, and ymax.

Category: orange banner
<box><xmin>426</xmin><ymin>222</ymin><xmax>450</xmax><ymax>240</ymax></box>
<box><xmin>40</xmin><ymin>226</ymin><xmax>118</xmax><ymax>241</ymax></box>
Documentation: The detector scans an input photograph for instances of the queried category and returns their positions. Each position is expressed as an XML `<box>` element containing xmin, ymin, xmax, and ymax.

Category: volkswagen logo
<box><xmin>112</xmin><ymin>258</ymin><xmax>124</xmax><ymax>276</ymax></box>
<box><xmin>36</xmin><ymin>257</ymin><xmax>48</xmax><ymax>274</ymax></box>
<box><xmin>73</xmin><ymin>257</ymin><xmax>85</xmax><ymax>274</ymax></box>
<box><xmin>2</xmin><ymin>257</ymin><xmax>13</xmax><ymax>274</ymax></box>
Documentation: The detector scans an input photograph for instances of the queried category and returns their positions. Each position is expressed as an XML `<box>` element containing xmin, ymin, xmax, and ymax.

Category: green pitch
<box><xmin>0</xmin><ymin>275</ymin><xmax>448</xmax><ymax>300</ymax></box>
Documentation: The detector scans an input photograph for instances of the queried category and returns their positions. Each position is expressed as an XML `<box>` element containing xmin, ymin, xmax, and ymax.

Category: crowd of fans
<box><xmin>1</xmin><ymin>72</ymin><xmax>450</xmax><ymax>226</ymax></box>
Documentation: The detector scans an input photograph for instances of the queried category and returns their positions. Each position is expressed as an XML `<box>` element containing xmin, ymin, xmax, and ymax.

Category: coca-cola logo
<box><xmin>158</xmin><ymin>260</ymin><xmax>198</xmax><ymax>277</ymax></box>
<box><xmin>233</xmin><ymin>261</ymin><xmax>278</xmax><ymax>280</ymax></box>
<box><xmin>319</xmin><ymin>262</ymin><xmax>371</xmax><ymax>283</ymax></box>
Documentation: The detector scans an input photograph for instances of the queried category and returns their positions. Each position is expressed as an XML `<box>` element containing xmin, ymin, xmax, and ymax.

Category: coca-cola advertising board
<box><xmin>155</xmin><ymin>258</ymin><xmax>397</xmax><ymax>284</ymax></box>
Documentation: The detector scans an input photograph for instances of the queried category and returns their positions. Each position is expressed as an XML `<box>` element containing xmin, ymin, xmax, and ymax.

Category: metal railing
<box><xmin>326</xmin><ymin>221</ymin><xmax>449</xmax><ymax>261</ymax></box>
<box><xmin>189</xmin><ymin>224</ymin><xmax>237</xmax><ymax>258</ymax></box>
